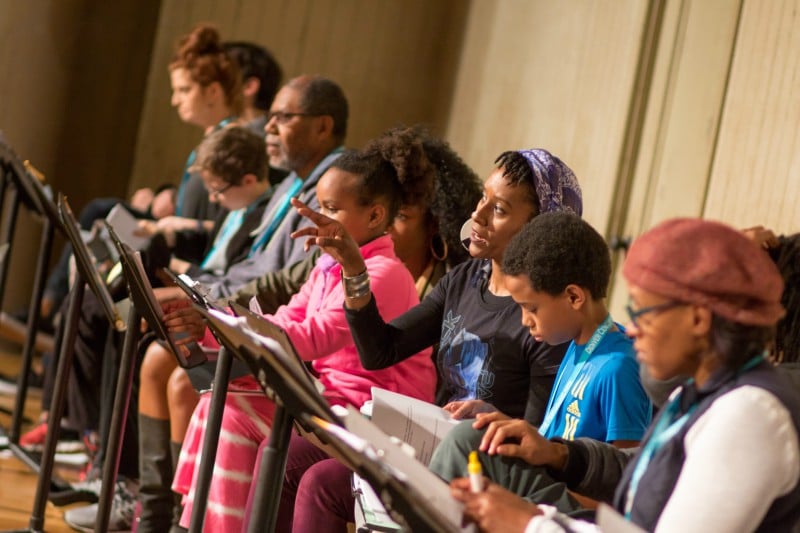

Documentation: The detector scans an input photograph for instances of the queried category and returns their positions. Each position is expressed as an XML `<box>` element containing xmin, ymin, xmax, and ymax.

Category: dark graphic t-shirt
<box><xmin>346</xmin><ymin>259</ymin><xmax>567</xmax><ymax>423</ymax></box>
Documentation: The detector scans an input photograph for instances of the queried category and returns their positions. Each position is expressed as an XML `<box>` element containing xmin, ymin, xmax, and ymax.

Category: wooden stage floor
<box><xmin>0</xmin><ymin>345</ymin><xmax>79</xmax><ymax>533</ymax></box>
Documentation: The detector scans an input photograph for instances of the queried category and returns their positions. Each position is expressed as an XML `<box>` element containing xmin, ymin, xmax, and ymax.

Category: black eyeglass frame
<box><xmin>208</xmin><ymin>181</ymin><xmax>236</xmax><ymax>197</ymax></box>
<box><xmin>266</xmin><ymin>111</ymin><xmax>322</xmax><ymax>124</ymax></box>
<box><xmin>625</xmin><ymin>300</ymin><xmax>684</xmax><ymax>328</ymax></box>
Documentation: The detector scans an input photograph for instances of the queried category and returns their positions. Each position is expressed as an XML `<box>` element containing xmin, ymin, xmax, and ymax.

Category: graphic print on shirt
<box><xmin>439</xmin><ymin>310</ymin><xmax>495</xmax><ymax>403</ymax></box>
<box><xmin>560</xmin><ymin>363</ymin><xmax>593</xmax><ymax>440</ymax></box>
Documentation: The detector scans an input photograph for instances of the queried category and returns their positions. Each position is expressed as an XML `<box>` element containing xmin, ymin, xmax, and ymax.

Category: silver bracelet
<box><xmin>342</xmin><ymin>270</ymin><xmax>370</xmax><ymax>299</ymax></box>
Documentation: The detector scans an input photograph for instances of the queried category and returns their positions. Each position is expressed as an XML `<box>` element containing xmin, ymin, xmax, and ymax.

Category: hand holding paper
<box><xmin>443</xmin><ymin>399</ymin><xmax>499</xmax><ymax>419</ymax></box>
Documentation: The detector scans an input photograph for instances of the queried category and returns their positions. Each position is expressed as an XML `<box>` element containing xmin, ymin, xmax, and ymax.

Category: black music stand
<box><xmin>196</xmin><ymin>308</ymin><xmax>340</xmax><ymax>533</ymax></box>
<box><xmin>5</xmin><ymin>161</ymin><xmax>62</xmax><ymax>450</ymax></box>
<box><xmin>6</xmin><ymin>195</ymin><xmax>124</xmax><ymax>532</ymax></box>
<box><xmin>6</xmin><ymin>196</ymin><xmax>129</xmax><ymax>531</ymax></box>
<box><xmin>304</xmin><ymin>408</ymin><xmax>466</xmax><ymax>533</ymax></box>
<box><xmin>0</xmin><ymin>145</ymin><xmax>61</xmax><ymax>451</ymax></box>
<box><xmin>8</xmin><ymin>271</ymin><xmax>86</xmax><ymax>533</ymax></box>
<box><xmin>106</xmin><ymin>225</ymin><xmax>206</xmax><ymax>369</ymax></box>
<box><xmin>102</xmin><ymin>223</ymin><xmax>209</xmax><ymax>533</ymax></box>
<box><xmin>58</xmin><ymin>202</ymin><xmax>129</xmax><ymax>533</ymax></box>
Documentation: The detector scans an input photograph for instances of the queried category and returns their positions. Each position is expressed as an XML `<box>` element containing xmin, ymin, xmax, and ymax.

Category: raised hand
<box><xmin>290</xmin><ymin>198</ymin><xmax>366</xmax><ymax>277</ymax></box>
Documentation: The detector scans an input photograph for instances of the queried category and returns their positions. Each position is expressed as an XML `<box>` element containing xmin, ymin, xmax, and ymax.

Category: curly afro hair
<box><xmin>502</xmin><ymin>212</ymin><xmax>611</xmax><ymax>298</ymax></box>
<box><xmin>331</xmin><ymin>129</ymin><xmax>434</xmax><ymax>225</ymax></box>
<box><xmin>418</xmin><ymin>130</ymin><xmax>482</xmax><ymax>267</ymax></box>
<box><xmin>369</xmin><ymin>126</ymin><xmax>481</xmax><ymax>267</ymax></box>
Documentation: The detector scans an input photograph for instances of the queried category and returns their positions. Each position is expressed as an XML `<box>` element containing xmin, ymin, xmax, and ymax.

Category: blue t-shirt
<box><xmin>542</xmin><ymin>327</ymin><xmax>651</xmax><ymax>442</ymax></box>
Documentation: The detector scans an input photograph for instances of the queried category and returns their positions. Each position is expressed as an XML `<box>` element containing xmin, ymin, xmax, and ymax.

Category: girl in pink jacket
<box><xmin>171</xmin><ymin>140</ymin><xmax>438</xmax><ymax>531</ymax></box>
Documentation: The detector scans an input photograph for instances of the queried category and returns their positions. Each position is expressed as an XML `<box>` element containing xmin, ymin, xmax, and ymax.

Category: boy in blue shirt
<box><xmin>429</xmin><ymin>212</ymin><xmax>650</xmax><ymax>510</ymax></box>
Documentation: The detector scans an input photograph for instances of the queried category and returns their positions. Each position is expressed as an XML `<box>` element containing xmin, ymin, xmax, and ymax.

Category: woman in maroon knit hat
<box><xmin>449</xmin><ymin>217</ymin><xmax>800</xmax><ymax>532</ymax></box>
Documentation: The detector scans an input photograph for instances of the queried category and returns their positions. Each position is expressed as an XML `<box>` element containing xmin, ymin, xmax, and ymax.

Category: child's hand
<box><xmin>443</xmin><ymin>399</ymin><xmax>498</xmax><ymax>419</ymax></box>
<box><xmin>153</xmin><ymin>286</ymin><xmax>187</xmax><ymax>305</ymax></box>
<box><xmin>135</xmin><ymin>219</ymin><xmax>158</xmax><ymax>237</ymax></box>
<box><xmin>290</xmin><ymin>198</ymin><xmax>367</xmax><ymax>276</ymax></box>
<box><xmin>475</xmin><ymin>415</ymin><xmax>567</xmax><ymax>470</ymax></box>
<box><xmin>163</xmin><ymin>306</ymin><xmax>206</xmax><ymax>344</ymax></box>
<box><xmin>450</xmin><ymin>478</ymin><xmax>542</xmax><ymax>532</ymax></box>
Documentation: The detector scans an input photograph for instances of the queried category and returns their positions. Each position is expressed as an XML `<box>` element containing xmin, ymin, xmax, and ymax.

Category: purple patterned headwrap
<box><xmin>517</xmin><ymin>149</ymin><xmax>582</xmax><ymax>216</ymax></box>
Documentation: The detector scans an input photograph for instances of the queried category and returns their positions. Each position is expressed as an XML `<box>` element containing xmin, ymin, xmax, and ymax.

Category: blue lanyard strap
<box><xmin>248</xmin><ymin>177</ymin><xmax>303</xmax><ymax>256</ymax></box>
<box><xmin>623</xmin><ymin>353</ymin><xmax>765</xmax><ymax>520</ymax></box>
<box><xmin>200</xmin><ymin>209</ymin><xmax>245</xmax><ymax>269</ymax></box>
<box><xmin>538</xmin><ymin>314</ymin><xmax>615</xmax><ymax>438</ymax></box>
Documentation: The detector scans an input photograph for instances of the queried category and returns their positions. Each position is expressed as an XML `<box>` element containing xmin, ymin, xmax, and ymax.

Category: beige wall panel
<box><xmin>705</xmin><ymin>0</ymin><xmax>800</xmax><ymax>231</ymax></box>
<box><xmin>130</xmin><ymin>0</ymin><xmax>468</xmax><ymax>193</ymax></box>
<box><xmin>0</xmin><ymin>1</ymin><xmax>85</xmax><ymax>178</ymax></box>
<box><xmin>0</xmin><ymin>1</ymin><xmax>158</xmax><ymax>309</ymax></box>
<box><xmin>0</xmin><ymin>1</ymin><xmax>86</xmax><ymax>309</ymax></box>
<box><xmin>607</xmin><ymin>0</ymin><xmax>742</xmax><ymax>313</ymax></box>
<box><xmin>444</xmin><ymin>0</ymin><xmax>648</xmax><ymax>229</ymax></box>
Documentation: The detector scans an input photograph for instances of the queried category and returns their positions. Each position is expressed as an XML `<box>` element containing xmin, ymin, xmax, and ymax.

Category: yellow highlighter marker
<box><xmin>468</xmin><ymin>450</ymin><xmax>483</xmax><ymax>493</ymax></box>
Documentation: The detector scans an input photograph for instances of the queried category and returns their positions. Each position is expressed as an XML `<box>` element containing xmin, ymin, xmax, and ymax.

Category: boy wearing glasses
<box><xmin>166</xmin><ymin>125</ymin><xmax>282</xmax><ymax>277</ymax></box>
<box><xmin>430</xmin><ymin>212</ymin><xmax>650</xmax><ymax>509</ymax></box>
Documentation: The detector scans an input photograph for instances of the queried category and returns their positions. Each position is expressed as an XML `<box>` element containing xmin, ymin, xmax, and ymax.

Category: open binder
<box><xmin>103</xmin><ymin>221</ymin><xmax>207</xmax><ymax>367</ymax></box>
<box><xmin>308</xmin><ymin>407</ymin><xmax>474</xmax><ymax>533</ymax></box>
<box><xmin>198</xmin><ymin>308</ymin><xmax>472</xmax><ymax>533</ymax></box>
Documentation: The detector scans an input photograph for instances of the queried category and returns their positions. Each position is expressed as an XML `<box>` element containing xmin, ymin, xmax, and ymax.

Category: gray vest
<box><xmin>614</xmin><ymin>361</ymin><xmax>800</xmax><ymax>532</ymax></box>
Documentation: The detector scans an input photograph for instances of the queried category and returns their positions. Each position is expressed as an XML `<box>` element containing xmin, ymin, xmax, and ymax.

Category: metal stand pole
<box><xmin>25</xmin><ymin>278</ymin><xmax>85</xmax><ymax>533</ymax></box>
<box><xmin>94</xmin><ymin>306</ymin><xmax>140</xmax><ymax>532</ymax></box>
<box><xmin>187</xmin><ymin>347</ymin><xmax>233</xmax><ymax>533</ymax></box>
<box><xmin>8</xmin><ymin>219</ymin><xmax>54</xmax><ymax>442</ymax></box>
<box><xmin>246</xmin><ymin>404</ymin><xmax>292</xmax><ymax>533</ymax></box>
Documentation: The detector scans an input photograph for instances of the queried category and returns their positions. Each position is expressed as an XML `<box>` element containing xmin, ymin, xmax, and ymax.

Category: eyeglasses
<box><xmin>625</xmin><ymin>301</ymin><xmax>683</xmax><ymax>328</ymax></box>
<box><xmin>266</xmin><ymin>110</ymin><xmax>320</xmax><ymax>124</ymax></box>
<box><xmin>208</xmin><ymin>182</ymin><xmax>236</xmax><ymax>197</ymax></box>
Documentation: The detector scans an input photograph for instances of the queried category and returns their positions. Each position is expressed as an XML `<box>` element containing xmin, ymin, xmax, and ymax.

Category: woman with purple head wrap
<box><xmin>281</xmin><ymin>147</ymin><xmax>583</xmax><ymax>532</ymax></box>
<box><xmin>459</xmin><ymin>149</ymin><xmax>582</xmax><ymax>251</ymax></box>
<box><xmin>517</xmin><ymin>149</ymin><xmax>582</xmax><ymax>216</ymax></box>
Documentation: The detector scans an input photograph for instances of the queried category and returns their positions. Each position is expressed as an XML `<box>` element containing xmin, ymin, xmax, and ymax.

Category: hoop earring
<box><xmin>430</xmin><ymin>234</ymin><xmax>448</xmax><ymax>262</ymax></box>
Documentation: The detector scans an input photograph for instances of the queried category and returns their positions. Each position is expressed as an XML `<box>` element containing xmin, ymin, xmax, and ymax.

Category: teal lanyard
<box><xmin>538</xmin><ymin>314</ymin><xmax>615</xmax><ymax>438</ymax></box>
<box><xmin>248</xmin><ymin>177</ymin><xmax>303</xmax><ymax>256</ymax></box>
<box><xmin>175</xmin><ymin>116</ymin><xmax>235</xmax><ymax>216</ymax></box>
<box><xmin>200</xmin><ymin>209</ymin><xmax>245</xmax><ymax>269</ymax></box>
<box><xmin>623</xmin><ymin>354</ymin><xmax>765</xmax><ymax>520</ymax></box>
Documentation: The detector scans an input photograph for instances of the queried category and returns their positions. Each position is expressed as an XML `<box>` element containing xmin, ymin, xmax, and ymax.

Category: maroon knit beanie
<box><xmin>623</xmin><ymin>218</ymin><xmax>784</xmax><ymax>326</ymax></box>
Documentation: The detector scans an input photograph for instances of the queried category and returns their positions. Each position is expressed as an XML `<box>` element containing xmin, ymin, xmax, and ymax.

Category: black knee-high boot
<box><xmin>170</xmin><ymin>439</ymin><xmax>185</xmax><ymax>532</ymax></box>
<box><xmin>136</xmin><ymin>414</ymin><xmax>174</xmax><ymax>533</ymax></box>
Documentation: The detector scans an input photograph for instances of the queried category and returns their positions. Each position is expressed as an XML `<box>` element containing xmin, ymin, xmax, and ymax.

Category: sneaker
<box><xmin>71</xmin><ymin>477</ymin><xmax>103</xmax><ymax>496</ymax></box>
<box><xmin>19</xmin><ymin>422</ymin><xmax>48</xmax><ymax>448</ymax></box>
<box><xmin>63</xmin><ymin>478</ymin><xmax>139</xmax><ymax>532</ymax></box>
<box><xmin>20</xmin><ymin>422</ymin><xmax>83</xmax><ymax>453</ymax></box>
